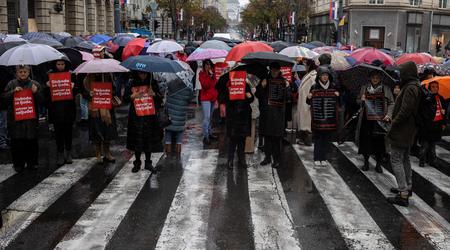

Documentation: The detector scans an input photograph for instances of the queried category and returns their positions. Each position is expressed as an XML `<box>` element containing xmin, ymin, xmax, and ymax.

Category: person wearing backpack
<box><xmin>386</xmin><ymin>62</ymin><xmax>421</xmax><ymax>207</ymax></box>
<box><xmin>418</xmin><ymin>81</ymin><xmax>447</xmax><ymax>167</ymax></box>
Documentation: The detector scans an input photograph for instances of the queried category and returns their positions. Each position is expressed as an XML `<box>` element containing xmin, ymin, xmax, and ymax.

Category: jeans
<box><xmin>313</xmin><ymin>131</ymin><xmax>332</xmax><ymax>161</ymax></box>
<box><xmin>0</xmin><ymin>111</ymin><xmax>8</xmax><ymax>147</ymax></box>
<box><xmin>391</xmin><ymin>146</ymin><xmax>412</xmax><ymax>193</ymax></box>
<box><xmin>164</xmin><ymin>130</ymin><xmax>184</xmax><ymax>144</ymax></box>
<box><xmin>201</xmin><ymin>101</ymin><xmax>214</xmax><ymax>139</ymax></box>
<box><xmin>80</xmin><ymin>97</ymin><xmax>89</xmax><ymax>120</ymax></box>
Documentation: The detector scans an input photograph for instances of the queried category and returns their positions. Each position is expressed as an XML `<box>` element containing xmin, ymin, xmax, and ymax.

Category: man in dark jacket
<box><xmin>387</xmin><ymin>61</ymin><xmax>421</xmax><ymax>207</ymax></box>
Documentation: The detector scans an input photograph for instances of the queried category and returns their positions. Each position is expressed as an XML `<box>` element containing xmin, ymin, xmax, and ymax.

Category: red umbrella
<box><xmin>396</xmin><ymin>53</ymin><xmax>437</xmax><ymax>65</ymax></box>
<box><xmin>122</xmin><ymin>38</ymin><xmax>146</xmax><ymax>61</ymax></box>
<box><xmin>350</xmin><ymin>47</ymin><xmax>395</xmax><ymax>66</ymax></box>
<box><xmin>225</xmin><ymin>41</ymin><xmax>273</xmax><ymax>62</ymax></box>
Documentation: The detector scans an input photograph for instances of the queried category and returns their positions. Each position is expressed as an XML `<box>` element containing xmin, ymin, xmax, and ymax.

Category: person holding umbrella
<box><xmin>124</xmin><ymin>71</ymin><xmax>163</xmax><ymax>173</ymax></box>
<box><xmin>296</xmin><ymin>59</ymin><xmax>317</xmax><ymax>146</ymax></box>
<box><xmin>2</xmin><ymin>65</ymin><xmax>43</xmax><ymax>172</ymax></box>
<box><xmin>355</xmin><ymin>69</ymin><xmax>395</xmax><ymax>173</ymax></box>
<box><xmin>199</xmin><ymin>59</ymin><xmax>218</xmax><ymax>145</ymax></box>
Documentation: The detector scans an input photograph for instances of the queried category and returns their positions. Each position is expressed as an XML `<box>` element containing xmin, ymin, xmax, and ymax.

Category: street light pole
<box><xmin>114</xmin><ymin>0</ymin><xmax>121</xmax><ymax>33</ymax></box>
<box><xmin>19</xmin><ymin>0</ymin><xmax>28</xmax><ymax>33</ymax></box>
<box><xmin>150</xmin><ymin>0</ymin><xmax>159</xmax><ymax>39</ymax></box>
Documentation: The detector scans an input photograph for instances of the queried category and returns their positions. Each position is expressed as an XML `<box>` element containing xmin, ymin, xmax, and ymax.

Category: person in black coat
<box><xmin>124</xmin><ymin>71</ymin><xmax>163</xmax><ymax>173</ymax></box>
<box><xmin>306</xmin><ymin>66</ymin><xmax>340</xmax><ymax>166</ymax></box>
<box><xmin>419</xmin><ymin>81</ymin><xmax>447</xmax><ymax>167</ymax></box>
<box><xmin>46</xmin><ymin>60</ymin><xmax>81</xmax><ymax>166</ymax></box>
<box><xmin>256</xmin><ymin>62</ymin><xmax>288</xmax><ymax>169</ymax></box>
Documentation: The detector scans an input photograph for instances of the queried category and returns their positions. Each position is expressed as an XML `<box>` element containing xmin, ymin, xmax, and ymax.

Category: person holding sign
<box><xmin>306</xmin><ymin>66</ymin><xmax>340</xmax><ymax>166</ymax></box>
<box><xmin>256</xmin><ymin>62</ymin><xmax>289</xmax><ymax>169</ymax></box>
<box><xmin>46</xmin><ymin>60</ymin><xmax>79</xmax><ymax>167</ymax></box>
<box><xmin>83</xmin><ymin>73</ymin><xmax>118</xmax><ymax>164</ymax></box>
<box><xmin>2</xmin><ymin>65</ymin><xmax>43</xmax><ymax>172</ymax></box>
<box><xmin>355</xmin><ymin>70</ymin><xmax>394</xmax><ymax>173</ymax></box>
<box><xmin>199</xmin><ymin>59</ymin><xmax>218</xmax><ymax>146</ymax></box>
<box><xmin>124</xmin><ymin>71</ymin><xmax>163</xmax><ymax>173</ymax></box>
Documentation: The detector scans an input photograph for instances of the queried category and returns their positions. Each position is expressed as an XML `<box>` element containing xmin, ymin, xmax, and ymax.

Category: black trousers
<box><xmin>54</xmin><ymin>122</ymin><xmax>73</xmax><ymax>153</ymax></box>
<box><xmin>228</xmin><ymin>136</ymin><xmax>245</xmax><ymax>162</ymax></box>
<box><xmin>313</xmin><ymin>131</ymin><xmax>332</xmax><ymax>161</ymax></box>
<box><xmin>420</xmin><ymin>140</ymin><xmax>437</xmax><ymax>164</ymax></box>
<box><xmin>264</xmin><ymin>136</ymin><xmax>282</xmax><ymax>163</ymax></box>
<box><xmin>11</xmin><ymin>138</ymin><xmax>39</xmax><ymax>168</ymax></box>
<box><xmin>135</xmin><ymin>151</ymin><xmax>151</xmax><ymax>162</ymax></box>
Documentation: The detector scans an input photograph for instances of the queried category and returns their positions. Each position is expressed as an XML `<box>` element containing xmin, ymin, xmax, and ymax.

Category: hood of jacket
<box><xmin>399</xmin><ymin>61</ymin><xmax>419</xmax><ymax>86</ymax></box>
<box><xmin>315</xmin><ymin>66</ymin><xmax>333</xmax><ymax>84</ymax></box>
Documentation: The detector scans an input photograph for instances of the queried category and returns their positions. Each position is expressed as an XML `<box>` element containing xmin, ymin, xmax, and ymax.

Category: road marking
<box><xmin>55</xmin><ymin>153</ymin><xmax>163</xmax><ymax>250</ymax></box>
<box><xmin>0</xmin><ymin>164</ymin><xmax>16</xmax><ymax>184</ymax></box>
<box><xmin>247</xmin><ymin>152</ymin><xmax>301</xmax><ymax>250</ymax></box>
<box><xmin>155</xmin><ymin>150</ymin><xmax>218</xmax><ymax>250</ymax></box>
<box><xmin>335</xmin><ymin>142</ymin><xmax>450</xmax><ymax>249</ymax></box>
<box><xmin>436</xmin><ymin>145</ymin><xmax>450</xmax><ymax>163</ymax></box>
<box><xmin>293</xmin><ymin>144</ymin><xmax>394</xmax><ymax>249</ymax></box>
<box><xmin>410</xmin><ymin>156</ymin><xmax>450</xmax><ymax>196</ymax></box>
<box><xmin>0</xmin><ymin>158</ymin><xmax>97</xmax><ymax>248</ymax></box>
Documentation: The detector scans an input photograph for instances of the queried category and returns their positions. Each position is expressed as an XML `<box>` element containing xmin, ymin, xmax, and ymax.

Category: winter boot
<box><xmin>57</xmin><ymin>152</ymin><xmax>65</xmax><ymax>167</ymax></box>
<box><xmin>260</xmin><ymin>157</ymin><xmax>271</xmax><ymax>166</ymax></box>
<box><xmin>362</xmin><ymin>157</ymin><xmax>369</xmax><ymax>171</ymax></box>
<box><xmin>390</xmin><ymin>187</ymin><xmax>413</xmax><ymax>197</ymax></box>
<box><xmin>132</xmin><ymin>159</ymin><xmax>141</xmax><ymax>173</ymax></box>
<box><xmin>387</xmin><ymin>194</ymin><xmax>409</xmax><ymax>207</ymax></box>
<box><xmin>65</xmin><ymin>150</ymin><xmax>73</xmax><ymax>164</ymax></box>
<box><xmin>375</xmin><ymin>160</ymin><xmax>383</xmax><ymax>173</ymax></box>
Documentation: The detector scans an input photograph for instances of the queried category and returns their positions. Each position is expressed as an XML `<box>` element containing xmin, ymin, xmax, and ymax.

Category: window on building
<box><xmin>369</xmin><ymin>0</ymin><xmax>384</xmax><ymax>4</ymax></box>
<box><xmin>440</xmin><ymin>0</ymin><xmax>448</xmax><ymax>8</ymax></box>
<box><xmin>410</xmin><ymin>0</ymin><xmax>421</xmax><ymax>6</ymax></box>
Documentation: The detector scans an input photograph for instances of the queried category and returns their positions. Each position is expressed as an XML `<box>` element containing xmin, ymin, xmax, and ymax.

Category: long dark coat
<box><xmin>225</xmin><ymin>84</ymin><xmax>254</xmax><ymax>138</ymax></box>
<box><xmin>124</xmin><ymin>77</ymin><xmax>163</xmax><ymax>153</ymax></box>
<box><xmin>255</xmin><ymin>72</ymin><xmax>287</xmax><ymax>137</ymax></box>
<box><xmin>2</xmin><ymin>79</ymin><xmax>43</xmax><ymax>139</ymax></box>
<box><xmin>419</xmin><ymin>94</ymin><xmax>447</xmax><ymax>142</ymax></box>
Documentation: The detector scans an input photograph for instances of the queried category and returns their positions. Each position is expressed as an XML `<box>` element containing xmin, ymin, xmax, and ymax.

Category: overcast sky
<box><xmin>239</xmin><ymin>0</ymin><xmax>249</xmax><ymax>6</ymax></box>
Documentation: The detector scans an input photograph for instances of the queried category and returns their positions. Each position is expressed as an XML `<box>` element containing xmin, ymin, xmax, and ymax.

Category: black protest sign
<box><xmin>365</xmin><ymin>93</ymin><xmax>385</xmax><ymax>121</ymax></box>
<box><xmin>268</xmin><ymin>78</ymin><xmax>286</xmax><ymax>107</ymax></box>
<box><xmin>311</xmin><ymin>89</ymin><xmax>338</xmax><ymax>130</ymax></box>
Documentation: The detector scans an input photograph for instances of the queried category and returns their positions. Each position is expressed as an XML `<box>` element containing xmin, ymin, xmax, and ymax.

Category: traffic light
<box><xmin>154</xmin><ymin>20</ymin><xmax>160</xmax><ymax>30</ymax></box>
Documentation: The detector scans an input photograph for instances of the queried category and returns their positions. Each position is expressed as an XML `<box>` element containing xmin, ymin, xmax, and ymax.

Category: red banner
<box><xmin>14</xmin><ymin>89</ymin><xmax>36</xmax><ymax>121</ymax></box>
<box><xmin>132</xmin><ymin>86</ymin><xmax>156</xmax><ymax>116</ymax></box>
<box><xmin>92</xmin><ymin>82</ymin><xmax>112</xmax><ymax>110</ymax></box>
<box><xmin>48</xmin><ymin>72</ymin><xmax>73</xmax><ymax>102</ymax></box>
<box><xmin>214</xmin><ymin>62</ymin><xmax>228</xmax><ymax>80</ymax></box>
<box><xmin>229</xmin><ymin>71</ymin><xmax>246</xmax><ymax>100</ymax></box>
<box><xmin>281</xmin><ymin>66</ymin><xmax>292</xmax><ymax>83</ymax></box>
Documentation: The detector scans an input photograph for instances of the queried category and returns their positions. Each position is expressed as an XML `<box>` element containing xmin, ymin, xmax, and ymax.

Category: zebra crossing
<box><xmin>0</xmin><ymin>140</ymin><xmax>449</xmax><ymax>249</ymax></box>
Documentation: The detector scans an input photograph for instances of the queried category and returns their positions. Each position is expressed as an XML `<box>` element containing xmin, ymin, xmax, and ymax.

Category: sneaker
<box><xmin>314</xmin><ymin>161</ymin><xmax>321</xmax><ymax>166</ymax></box>
<box><xmin>321</xmin><ymin>161</ymin><xmax>327</xmax><ymax>166</ymax></box>
<box><xmin>387</xmin><ymin>195</ymin><xmax>409</xmax><ymax>207</ymax></box>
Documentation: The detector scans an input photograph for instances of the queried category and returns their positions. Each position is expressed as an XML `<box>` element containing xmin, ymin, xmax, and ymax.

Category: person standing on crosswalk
<box><xmin>124</xmin><ymin>71</ymin><xmax>163</xmax><ymax>173</ymax></box>
<box><xmin>356</xmin><ymin>69</ymin><xmax>394</xmax><ymax>173</ymax></box>
<box><xmin>199</xmin><ymin>59</ymin><xmax>218</xmax><ymax>146</ymax></box>
<box><xmin>387</xmin><ymin>61</ymin><xmax>421</xmax><ymax>207</ymax></box>
<box><xmin>2</xmin><ymin>65</ymin><xmax>43</xmax><ymax>172</ymax></box>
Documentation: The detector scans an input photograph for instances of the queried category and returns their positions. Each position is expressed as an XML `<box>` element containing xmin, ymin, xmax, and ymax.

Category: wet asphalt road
<box><xmin>0</xmin><ymin>105</ymin><xmax>449</xmax><ymax>249</ymax></box>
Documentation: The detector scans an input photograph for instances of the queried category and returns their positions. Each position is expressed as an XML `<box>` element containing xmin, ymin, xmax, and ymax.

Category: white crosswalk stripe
<box><xmin>335</xmin><ymin>142</ymin><xmax>450</xmax><ymax>249</ymax></box>
<box><xmin>0</xmin><ymin>164</ymin><xmax>16</xmax><ymax>184</ymax></box>
<box><xmin>294</xmin><ymin>144</ymin><xmax>395</xmax><ymax>249</ymax></box>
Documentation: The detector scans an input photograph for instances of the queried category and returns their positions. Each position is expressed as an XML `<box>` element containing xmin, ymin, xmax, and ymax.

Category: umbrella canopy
<box><xmin>313</xmin><ymin>46</ymin><xmax>337</xmax><ymax>54</ymax></box>
<box><xmin>187</xmin><ymin>48</ymin><xmax>228</xmax><ymax>61</ymax></box>
<box><xmin>200</xmin><ymin>40</ymin><xmax>231</xmax><ymax>51</ymax></box>
<box><xmin>396</xmin><ymin>53</ymin><xmax>437</xmax><ymax>65</ymax></box>
<box><xmin>21</xmin><ymin>32</ymin><xmax>54</xmax><ymax>41</ymax></box>
<box><xmin>146</xmin><ymin>40</ymin><xmax>184</xmax><ymax>53</ymax></box>
<box><xmin>0</xmin><ymin>41</ymin><xmax>27</xmax><ymax>56</ymax></box>
<box><xmin>229</xmin><ymin>63</ymin><xmax>268</xmax><ymax>80</ymax></box>
<box><xmin>57</xmin><ymin>48</ymin><xmax>83</xmax><ymax>69</ymax></box>
<box><xmin>351</xmin><ymin>47</ymin><xmax>395</xmax><ymax>66</ymax></box>
<box><xmin>62</xmin><ymin>36</ymin><xmax>85</xmax><ymax>48</ymax></box>
<box><xmin>339</xmin><ymin>64</ymin><xmax>397</xmax><ymax>96</ymax></box>
<box><xmin>314</xmin><ymin>51</ymin><xmax>352</xmax><ymax>71</ymax></box>
<box><xmin>74</xmin><ymin>59</ymin><xmax>129</xmax><ymax>74</ymax></box>
<box><xmin>120</xmin><ymin>55</ymin><xmax>184</xmax><ymax>73</ymax></box>
<box><xmin>270</xmin><ymin>41</ymin><xmax>296</xmax><ymax>53</ymax></box>
<box><xmin>80</xmin><ymin>51</ymin><xmax>94</xmax><ymax>61</ymax></box>
<box><xmin>418</xmin><ymin>63</ymin><xmax>443</xmax><ymax>75</ymax></box>
<box><xmin>0</xmin><ymin>43</ymin><xmax>65</xmax><ymax>66</ymax></box>
<box><xmin>89</xmin><ymin>34</ymin><xmax>112</xmax><ymax>45</ymax></box>
<box><xmin>155</xmin><ymin>60</ymin><xmax>194</xmax><ymax>94</ymax></box>
<box><xmin>225</xmin><ymin>41</ymin><xmax>273</xmax><ymax>62</ymax></box>
<box><xmin>55</xmin><ymin>32</ymin><xmax>72</xmax><ymax>38</ymax></box>
<box><xmin>29</xmin><ymin>38</ymin><xmax>63</xmax><ymax>47</ymax></box>
<box><xmin>309</xmin><ymin>41</ymin><xmax>326</xmax><ymax>47</ymax></box>
<box><xmin>299</xmin><ymin>43</ymin><xmax>317</xmax><ymax>50</ymax></box>
<box><xmin>3</xmin><ymin>36</ymin><xmax>26</xmax><ymax>43</ymax></box>
<box><xmin>211</xmin><ymin>37</ymin><xmax>232</xmax><ymax>43</ymax></box>
<box><xmin>422</xmin><ymin>76</ymin><xmax>450</xmax><ymax>99</ymax></box>
<box><xmin>75</xmin><ymin>41</ymin><xmax>97</xmax><ymax>51</ymax></box>
<box><xmin>292</xmin><ymin>64</ymin><xmax>306</xmax><ymax>72</ymax></box>
<box><xmin>241</xmin><ymin>52</ymin><xmax>295</xmax><ymax>67</ymax></box>
<box><xmin>122</xmin><ymin>38</ymin><xmax>146</xmax><ymax>61</ymax></box>
<box><xmin>279</xmin><ymin>46</ymin><xmax>318</xmax><ymax>59</ymax></box>
<box><xmin>0</xmin><ymin>33</ymin><xmax>6</xmax><ymax>41</ymax></box>
<box><xmin>112</xmin><ymin>35</ymin><xmax>134</xmax><ymax>47</ymax></box>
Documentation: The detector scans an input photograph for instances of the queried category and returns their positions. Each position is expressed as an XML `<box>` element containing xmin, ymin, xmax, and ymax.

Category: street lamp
<box><xmin>149</xmin><ymin>0</ymin><xmax>158</xmax><ymax>39</ymax></box>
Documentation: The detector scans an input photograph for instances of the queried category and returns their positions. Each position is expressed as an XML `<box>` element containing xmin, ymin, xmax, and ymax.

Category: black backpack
<box><xmin>416</xmin><ymin>85</ymin><xmax>436</xmax><ymax>128</ymax></box>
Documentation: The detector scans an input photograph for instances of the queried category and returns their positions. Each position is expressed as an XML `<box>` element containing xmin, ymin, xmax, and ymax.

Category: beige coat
<box><xmin>296</xmin><ymin>70</ymin><xmax>317</xmax><ymax>132</ymax></box>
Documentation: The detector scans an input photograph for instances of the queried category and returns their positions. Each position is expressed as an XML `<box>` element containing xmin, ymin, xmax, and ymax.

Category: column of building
<box><xmin>105</xmin><ymin>0</ymin><xmax>114</xmax><ymax>34</ymax></box>
<box><xmin>66</xmin><ymin>0</ymin><xmax>86</xmax><ymax>35</ymax></box>
<box><xmin>0</xmin><ymin>1</ymin><xmax>7</xmax><ymax>33</ymax></box>
<box><xmin>86</xmin><ymin>0</ymin><xmax>96</xmax><ymax>34</ymax></box>
<box><xmin>35</xmin><ymin>0</ymin><xmax>52</xmax><ymax>32</ymax></box>
<box><xmin>96</xmin><ymin>0</ymin><xmax>106</xmax><ymax>33</ymax></box>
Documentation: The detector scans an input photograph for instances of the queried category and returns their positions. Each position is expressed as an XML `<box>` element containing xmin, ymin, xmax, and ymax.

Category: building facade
<box><xmin>1</xmin><ymin>0</ymin><xmax>115</xmax><ymax>35</ymax></box>
<box><xmin>309</xmin><ymin>0</ymin><xmax>450</xmax><ymax>54</ymax></box>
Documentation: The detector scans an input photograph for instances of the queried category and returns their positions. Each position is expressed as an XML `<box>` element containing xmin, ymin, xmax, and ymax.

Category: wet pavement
<box><xmin>0</xmin><ymin>105</ymin><xmax>449</xmax><ymax>249</ymax></box>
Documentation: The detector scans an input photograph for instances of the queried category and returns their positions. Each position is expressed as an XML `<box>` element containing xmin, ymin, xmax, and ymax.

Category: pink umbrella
<box><xmin>396</xmin><ymin>53</ymin><xmax>437</xmax><ymax>65</ymax></box>
<box><xmin>80</xmin><ymin>51</ymin><xmax>94</xmax><ymax>61</ymax></box>
<box><xmin>351</xmin><ymin>47</ymin><xmax>395</xmax><ymax>66</ymax></box>
<box><xmin>186</xmin><ymin>48</ymin><xmax>228</xmax><ymax>61</ymax></box>
<box><xmin>74</xmin><ymin>58</ymin><xmax>129</xmax><ymax>74</ymax></box>
<box><xmin>312</xmin><ymin>46</ymin><xmax>336</xmax><ymax>54</ymax></box>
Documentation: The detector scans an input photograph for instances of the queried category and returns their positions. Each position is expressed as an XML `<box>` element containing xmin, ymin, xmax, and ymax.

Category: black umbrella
<box><xmin>0</xmin><ymin>41</ymin><xmax>27</xmax><ymax>56</ymax></box>
<box><xmin>339</xmin><ymin>63</ymin><xmax>396</xmax><ymax>96</ymax></box>
<box><xmin>29</xmin><ymin>38</ymin><xmax>63</xmax><ymax>48</ymax></box>
<box><xmin>309</xmin><ymin>41</ymin><xmax>326</xmax><ymax>47</ymax></box>
<box><xmin>241</xmin><ymin>52</ymin><xmax>296</xmax><ymax>67</ymax></box>
<box><xmin>230</xmin><ymin>63</ymin><xmax>268</xmax><ymax>80</ymax></box>
<box><xmin>62</xmin><ymin>36</ymin><xmax>85</xmax><ymax>48</ymax></box>
<box><xmin>57</xmin><ymin>48</ymin><xmax>83</xmax><ymax>70</ymax></box>
<box><xmin>120</xmin><ymin>55</ymin><xmax>184</xmax><ymax>73</ymax></box>
<box><xmin>75</xmin><ymin>41</ymin><xmax>96</xmax><ymax>52</ymax></box>
<box><xmin>212</xmin><ymin>37</ymin><xmax>232</xmax><ymax>43</ymax></box>
<box><xmin>270</xmin><ymin>41</ymin><xmax>296</xmax><ymax>53</ymax></box>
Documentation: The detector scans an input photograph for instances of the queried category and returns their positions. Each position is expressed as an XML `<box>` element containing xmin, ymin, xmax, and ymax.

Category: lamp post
<box><xmin>19</xmin><ymin>0</ymin><xmax>28</xmax><ymax>33</ymax></box>
<box><xmin>150</xmin><ymin>0</ymin><xmax>158</xmax><ymax>39</ymax></box>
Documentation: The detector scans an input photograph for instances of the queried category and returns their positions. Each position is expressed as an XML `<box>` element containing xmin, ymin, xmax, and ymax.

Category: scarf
<box><xmin>434</xmin><ymin>95</ymin><xmax>444</xmax><ymax>122</ymax></box>
<box><xmin>84</xmin><ymin>75</ymin><xmax>112</xmax><ymax>125</ymax></box>
<box><xmin>319</xmin><ymin>80</ymin><xmax>330</xmax><ymax>90</ymax></box>
<box><xmin>367</xmin><ymin>84</ymin><xmax>383</xmax><ymax>94</ymax></box>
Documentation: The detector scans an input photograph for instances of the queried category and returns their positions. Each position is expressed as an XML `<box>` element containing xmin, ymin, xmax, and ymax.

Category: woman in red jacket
<box><xmin>199</xmin><ymin>59</ymin><xmax>218</xmax><ymax>145</ymax></box>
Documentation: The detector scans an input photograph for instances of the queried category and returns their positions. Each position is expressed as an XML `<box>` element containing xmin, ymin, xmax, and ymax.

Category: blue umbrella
<box><xmin>112</xmin><ymin>35</ymin><xmax>134</xmax><ymax>47</ymax></box>
<box><xmin>75</xmin><ymin>41</ymin><xmax>97</xmax><ymax>52</ymax></box>
<box><xmin>345</xmin><ymin>56</ymin><xmax>357</xmax><ymax>66</ymax></box>
<box><xmin>120</xmin><ymin>55</ymin><xmax>184</xmax><ymax>73</ymax></box>
<box><xmin>89</xmin><ymin>34</ymin><xmax>112</xmax><ymax>45</ymax></box>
